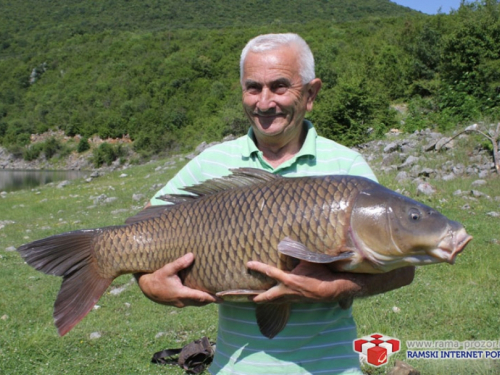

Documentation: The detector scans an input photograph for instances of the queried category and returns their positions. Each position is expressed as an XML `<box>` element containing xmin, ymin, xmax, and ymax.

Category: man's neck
<box><xmin>254</xmin><ymin>123</ymin><xmax>307</xmax><ymax>169</ymax></box>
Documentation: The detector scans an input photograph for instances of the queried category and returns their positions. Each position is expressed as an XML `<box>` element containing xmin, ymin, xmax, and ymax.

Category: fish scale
<box><xmin>17</xmin><ymin>168</ymin><xmax>472</xmax><ymax>338</ymax></box>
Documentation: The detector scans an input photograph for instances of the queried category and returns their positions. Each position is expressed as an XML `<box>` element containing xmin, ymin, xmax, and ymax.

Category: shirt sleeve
<box><xmin>150</xmin><ymin>157</ymin><xmax>206</xmax><ymax>206</ymax></box>
<box><xmin>346</xmin><ymin>154</ymin><xmax>378</xmax><ymax>183</ymax></box>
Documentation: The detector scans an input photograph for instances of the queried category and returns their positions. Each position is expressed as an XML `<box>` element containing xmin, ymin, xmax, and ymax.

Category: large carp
<box><xmin>18</xmin><ymin>168</ymin><xmax>472</xmax><ymax>338</ymax></box>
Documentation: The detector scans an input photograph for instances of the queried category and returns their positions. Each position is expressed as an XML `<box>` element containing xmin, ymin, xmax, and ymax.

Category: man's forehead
<box><xmin>242</xmin><ymin>48</ymin><xmax>301</xmax><ymax>82</ymax></box>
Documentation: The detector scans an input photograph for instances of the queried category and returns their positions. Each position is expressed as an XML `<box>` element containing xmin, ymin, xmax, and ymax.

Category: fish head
<box><xmin>350</xmin><ymin>186</ymin><xmax>472</xmax><ymax>271</ymax></box>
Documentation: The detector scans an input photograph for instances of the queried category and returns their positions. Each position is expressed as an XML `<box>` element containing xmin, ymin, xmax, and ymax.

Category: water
<box><xmin>0</xmin><ymin>169</ymin><xmax>86</xmax><ymax>192</ymax></box>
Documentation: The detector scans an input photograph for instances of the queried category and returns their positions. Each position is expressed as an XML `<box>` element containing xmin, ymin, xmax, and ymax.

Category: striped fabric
<box><xmin>150</xmin><ymin>121</ymin><xmax>377</xmax><ymax>374</ymax></box>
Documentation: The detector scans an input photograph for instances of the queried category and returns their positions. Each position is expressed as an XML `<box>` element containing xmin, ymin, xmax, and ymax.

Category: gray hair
<box><xmin>240</xmin><ymin>33</ymin><xmax>315</xmax><ymax>85</ymax></box>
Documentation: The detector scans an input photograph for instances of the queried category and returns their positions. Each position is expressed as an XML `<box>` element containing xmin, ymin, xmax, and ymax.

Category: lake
<box><xmin>0</xmin><ymin>169</ymin><xmax>87</xmax><ymax>192</ymax></box>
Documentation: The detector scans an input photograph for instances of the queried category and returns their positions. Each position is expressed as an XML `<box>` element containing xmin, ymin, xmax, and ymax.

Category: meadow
<box><xmin>0</xmin><ymin>146</ymin><xmax>499</xmax><ymax>374</ymax></box>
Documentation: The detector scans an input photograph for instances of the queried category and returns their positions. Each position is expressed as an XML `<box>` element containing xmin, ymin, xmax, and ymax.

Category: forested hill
<box><xmin>1</xmin><ymin>0</ymin><xmax>499</xmax><ymax>167</ymax></box>
<box><xmin>0</xmin><ymin>0</ymin><xmax>417</xmax><ymax>55</ymax></box>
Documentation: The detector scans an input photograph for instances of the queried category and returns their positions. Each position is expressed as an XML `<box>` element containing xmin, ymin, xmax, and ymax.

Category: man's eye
<box><xmin>274</xmin><ymin>85</ymin><xmax>287</xmax><ymax>94</ymax></box>
<box><xmin>246</xmin><ymin>86</ymin><xmax>261</xmax><ymax>94</ymax></box>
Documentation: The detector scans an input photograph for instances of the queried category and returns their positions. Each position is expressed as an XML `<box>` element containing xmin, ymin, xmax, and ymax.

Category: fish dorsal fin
<box><xmin>124</xmin><ymin>205</ymin><xmax>174</xmax><ymax>224</ymax></box>
<box><xmin>158</xmin><ymin>168</ymin><xmax>280</xmax><ymax>203</ymax></box>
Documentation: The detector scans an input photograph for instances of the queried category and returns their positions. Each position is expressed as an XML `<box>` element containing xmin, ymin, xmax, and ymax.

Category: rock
<box><xmin>478</xmin><ymin>170</ymin><xmax>489</xmax><ymax>179</ymax></box>
<box><xmin>471</xmin><ymin>190</ymin><xmax>485</xmax><ymax>198</ymax></box>
<box><xmin>471</xmin><ymin>179</ymin><xmax>487</xmax><ymax>187</ymax></box>
<box><xmin>150</xmin><ymin>183</ymin><xmax>164</xmax><ymax>191</ymax></box>
<box><xmin>396</xmin><ymin>171</ymin><xmax>409</xmax><ymax>182</ymax></box>
<box><xmin>388</xmin><ymin>360</ymin><xmax>420</xmax><ymax>375</ymax></box>
<box><xmin>5</xmin><ymin>246</ymin><xmax>16</xmax><ymax>252</ymax></box>
<box><xmin>384</xmin><ymin>142</ymin><xmax>399</xmax><ymax>153</ymax></box>
<box><xmin>104</xmin><ymin>197</ymin><xmax>118</xmax><ymax>204</ymax></box>
<box><xmin>423</xmin><ymin>138</ymin><xmax>438</xmax><ymax>152</ymax></box>
<box><xmin>452</xmin><ymin>164</ymin><xmax>465</xmax><ymax>176</ymax></box>
<box><xmin>442</xmin><ymin>173</ymin><xmax>456</xmax><ymax>181</ymax></box>
<box><xmin>89</xmin><ymin>332</ymin><xmax>101</xmax><ymax>340</ymax></box>
<box><xmin>398</xmin><ymin>155</ymin><xmax>419</xmax><ymax>170</ymax></box>
<box><xmin>0</xmin><ymin>220</ymin><xmax>15</xmax><ymax>230</ymax></box>
<box><xmin>462</xmin><ymin>204</ymin><xmax>471</xmax><ymax>210</ymax></box>
<box><xmin>466</xmin><ymin>166</ymin><xmax>478</xmax><ymax>175</ymax></box>
<box><xmin>453</xmin><ymin>190</ymin><xmax>463</xmax><ymax>196</ymax></box>
<box><xmin>418</xmin><ymin>167</ymin><xmax>436</xmax><ymax>178</ymax></box>
<box><xmin>392</xmin><ymin>306</ymin><xmax>401</xmax><ymax>313</ymax></box>
<box><xmin>90</xmin><ymin>171</ymin><xmax>100</xmax><ymax>178</ymax></box>
<box><xmin>132</xmin><ymin>193</ymin><xmax>145</xmax><ymax>202</ymax></box>
<box><xmin>57</xmin><ymin>180</ymin><xmax>70</xmax><ymax>188</ymax></box>
<box><xmin>486</xmin><ymin>212</ymin><xmax>500</xmax><ymax>217</ymax></box>
<box><xmin>435</xmin><ymin>137</ymin><xmax>454</xmax><ymax>151</ymax></box>
<box><xmin>382</xmin><ymin>153</ymin><xmax>401</xmax><ymax>166</ymax></box>
<box><xmin>93</xmin><ymin>194</ymin><xmax>108</xmax><ymax>205</ymax></box>
<box><xmin>119</xmin><ymin>173</ymin><xmax>128</xmax><ymax>178</ymax></box>
<box><xmin>417</xmin><ymin>182</ymin><xmax>436</xmax><ymax>196</ymax></box>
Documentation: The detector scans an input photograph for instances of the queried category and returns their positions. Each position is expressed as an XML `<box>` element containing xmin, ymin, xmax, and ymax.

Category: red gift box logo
<box><xmin>353</xmin><ymin>333</ymin><xmax>400</xmax><ymax>367</ymax></box>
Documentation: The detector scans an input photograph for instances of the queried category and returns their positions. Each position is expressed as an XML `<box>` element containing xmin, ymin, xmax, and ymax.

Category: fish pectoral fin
<box><xmin>256</xmin><ymin>303</ymin><xmax>291</xmax><ymax>339</ymax></box>
<box><xmin>278</xmin><ymin>237</ymin><xmax>355</xmax><ymax>264</ymax></box>
<box><xmin>216</xmin><ymin>289</ymin><xmax>266</xmax><ymax>302</ymax></box>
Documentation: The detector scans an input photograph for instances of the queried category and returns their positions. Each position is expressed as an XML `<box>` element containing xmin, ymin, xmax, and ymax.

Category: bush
<box><xmin>42</xmin><ymin>137</ymin><xmax>61</xmax><ymax>159</ymax></box>
<box><xmin>77</xmin><ymin>137</ymin><xmax>90</xmax><ymax>153</ymax></box>
<box><xmin>23</xmin><ymin>144</ymin><xmax>43</xmax><ymax>161</ymax></box>
<box><xmin>92</xmin><ymin>142</ymin><xmax>125</xmax><ymax>167</ymax></box>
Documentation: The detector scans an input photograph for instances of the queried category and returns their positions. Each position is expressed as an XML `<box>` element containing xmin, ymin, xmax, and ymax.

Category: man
<box><xmin>136</xmin><ymin>33</ymin><xmax>414</xmax><ymax>374</ymax></box>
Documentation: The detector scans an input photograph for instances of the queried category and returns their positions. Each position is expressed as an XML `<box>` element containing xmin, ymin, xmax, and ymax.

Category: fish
<box><xmin>17</xmin><ymin>168</ymin><xmax>472</xmax><ymax>339</ymax></box>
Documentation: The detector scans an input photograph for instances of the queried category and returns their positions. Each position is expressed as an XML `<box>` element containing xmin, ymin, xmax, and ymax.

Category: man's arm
<box><xmin>247</xmin><ymin>260</ymin><xmax>415</xmax><ymax>304</ymax></box>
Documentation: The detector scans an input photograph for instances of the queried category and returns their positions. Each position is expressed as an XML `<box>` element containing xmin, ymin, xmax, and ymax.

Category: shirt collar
<box><xmin>242</xmin><ymin>120</ymin><xmax>317</xmax><ymax>160</ymax></box>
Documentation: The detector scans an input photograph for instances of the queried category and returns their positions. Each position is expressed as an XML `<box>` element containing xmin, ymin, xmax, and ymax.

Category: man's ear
<box><xmin>306</xmin><ymin>78</ymin><xmax>322</xmax><ymax>112</ymax></box>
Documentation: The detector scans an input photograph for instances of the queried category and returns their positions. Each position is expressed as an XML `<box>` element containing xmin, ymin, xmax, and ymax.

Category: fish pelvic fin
<box><xmin>278</xmin><ymin>237</ymin><xmax>355</xmax><ymax>263</ymax></box>
<box><xmin>256</xmin><ymin>303</ymin><xmax>291</xmax><ymax>339</ymax></box>
<box><xmin>17</xmin><ymin>230</ymin><xmax>112</xmax><ymax>336</ymax></box>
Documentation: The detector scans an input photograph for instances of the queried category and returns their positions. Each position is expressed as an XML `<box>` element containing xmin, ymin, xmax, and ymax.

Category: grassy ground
<box><xmin>0</xmin><ymin>147</ymin><xmax>499</xmax><ymax>374</ymax></box>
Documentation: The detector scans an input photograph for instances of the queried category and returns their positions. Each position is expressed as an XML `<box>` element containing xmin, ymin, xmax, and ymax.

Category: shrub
<box><xmin>77</xmin><ymin>137</ymin><xmax>90</xmax><ymax>153</ymax></box>
<box><xmin>92</xmin><ymin>142</ymin><xmax>125</xmax><ymax>167</ymax></box>
<box><xmin>42</xmin><ymin>137</ymin><xmax>61</xmax><ymax>159</ymax></box>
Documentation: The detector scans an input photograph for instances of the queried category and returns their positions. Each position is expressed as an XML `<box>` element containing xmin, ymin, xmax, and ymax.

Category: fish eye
<box><xmin>409</xmin><ymin>208</ymin><xmax>421</xmax><ymax>222</ymax></box>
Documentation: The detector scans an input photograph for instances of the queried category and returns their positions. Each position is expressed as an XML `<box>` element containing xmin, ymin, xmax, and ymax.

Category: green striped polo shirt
<box><xmin>151</xmin><ymin>121</ymin><xmax>377</xmax><ymax>374</ymax></box>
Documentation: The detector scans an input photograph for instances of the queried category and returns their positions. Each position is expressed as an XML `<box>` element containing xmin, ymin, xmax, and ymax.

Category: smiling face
<box><xmin>241</xmin><ymin>46</ymin><xmax>321</xmax><ymax>146</ymax></box>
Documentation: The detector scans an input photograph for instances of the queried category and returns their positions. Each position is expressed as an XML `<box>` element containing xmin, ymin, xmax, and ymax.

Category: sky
<box><xmin>391</xmin><ymin>0</ymin><xmax>465</xmax><ymax>14</ymax></box>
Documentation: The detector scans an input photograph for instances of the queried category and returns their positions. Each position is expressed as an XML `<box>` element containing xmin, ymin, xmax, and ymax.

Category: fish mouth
<box><xmin>431</xmin><ymin>227</ymin><xmax>473</xmax><ymax>264</ymax></box>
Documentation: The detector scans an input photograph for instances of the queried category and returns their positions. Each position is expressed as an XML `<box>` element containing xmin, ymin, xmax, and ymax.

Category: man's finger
<box><xmin>251</xmin><ymin>283</ymin><xmax>297</xmax><ymax>304</ymax></box>
<box><xmin>247</xmin><ymin>261</ymin><xmax>288</xmax><ymax>281</ymax></box>
<box><xmin>162</xmin><ymin>253</ymin><xmax>194</xmax><ymax>275</ymax></box>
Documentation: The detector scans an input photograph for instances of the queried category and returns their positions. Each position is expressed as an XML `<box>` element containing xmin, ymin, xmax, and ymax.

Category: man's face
<box><xmin>241</xmin><ymin>46</ymin><xmax>320</xmax><ymax>142</ymax></box>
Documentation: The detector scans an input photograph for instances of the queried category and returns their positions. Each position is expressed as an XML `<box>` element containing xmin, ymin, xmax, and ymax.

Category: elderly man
<box><xmin>136</xmin><ymin>33</ymin><xmax>414</xmax><ymax>374</ymax></box>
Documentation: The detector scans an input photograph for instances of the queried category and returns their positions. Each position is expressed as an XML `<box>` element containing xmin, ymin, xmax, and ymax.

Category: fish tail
<box><xmin>17</xmin><ymin>230</ymin><xmax>112</xmax><ymax>336</ymax></box>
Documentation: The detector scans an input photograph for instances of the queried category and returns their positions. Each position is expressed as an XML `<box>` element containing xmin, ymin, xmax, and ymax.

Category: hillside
<box><xmin>0</xmin><ymin>0</ymin><xmax>417</xmax><ymax>56</ymax></box>
<box><xmin>1</xmin><ymin>0</ymin><xmax>499</xmax><ymax>167</ymax></box>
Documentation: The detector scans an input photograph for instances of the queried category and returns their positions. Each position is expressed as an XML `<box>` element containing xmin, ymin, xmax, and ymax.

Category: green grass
<box><xmin>0</xmin><ymin>156</ymin><xmax>219</xmax><ymax>374</ymax></box>
<box><xmin>0</xmin><ymin>146</ymin><xmax>499</xmax><ymax>374</ymax></box>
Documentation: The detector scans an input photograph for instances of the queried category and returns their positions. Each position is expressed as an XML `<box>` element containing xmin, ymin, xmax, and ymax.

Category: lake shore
<box><xmin>0</xmin><ymin>146</ymin><xmax>93</xmax><ymax>171</ymax></box>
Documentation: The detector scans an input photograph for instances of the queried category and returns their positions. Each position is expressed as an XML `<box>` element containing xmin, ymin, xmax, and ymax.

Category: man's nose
<box><xmin>256</xmin><ymin>88</ymin><xmax>276</xmax><ymax>111</ymax></box>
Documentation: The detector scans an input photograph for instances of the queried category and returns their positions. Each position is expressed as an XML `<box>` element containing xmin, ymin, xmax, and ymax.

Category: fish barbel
<box><xmin>17</xmin><ymin>168</ymin><xmax>472</xmax><ymax>338</ymax></box>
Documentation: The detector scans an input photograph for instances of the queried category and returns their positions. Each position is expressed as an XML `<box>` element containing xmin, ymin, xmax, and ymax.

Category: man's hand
<box><xmin>135</xmin><ymin>253</ymin><xmax>219</xmax><ymax>308</ymax></box>
<box><xmin>247</xmin><ymin>260</ymin><xmax>415</xmax><ymax>304</ymax></box>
